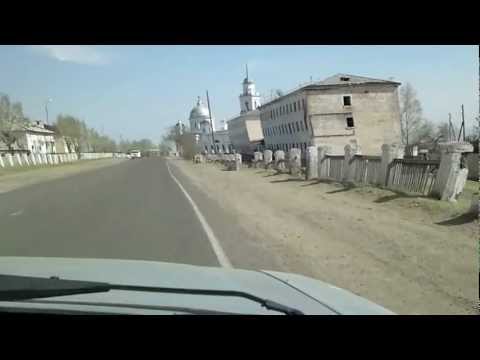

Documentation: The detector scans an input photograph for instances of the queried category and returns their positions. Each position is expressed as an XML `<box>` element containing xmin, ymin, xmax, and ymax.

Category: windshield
<box><xmin>0</xmin><ymin>45</ymin><xmax>478</xmax><ymax>315</ymax></box>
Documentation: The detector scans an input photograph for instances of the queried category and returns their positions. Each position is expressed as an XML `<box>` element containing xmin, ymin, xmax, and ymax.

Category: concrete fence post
<box><xmin>306</xmin><ymin>146</ymin><xmax>318</xmax><ymax>180</ymax></box>
<box><xmin>263</xmin><ymin>150</ymin><xmax>273</xmax><ymax>169</ymax></box>
<box><xmin>0</xmin><ymin>155</ymin><xmax>4</xmax><ymax>168</ymax></box>
<box><xmin>274</xmin><ymin>150</ymin><xmax>286</xmax><ymax>171</ymax></box>
<box><xmin>379</xmin><ymin>143</ymin><xmax>405</xmax><ymax>187</ymax></box>
<box><xmin>289</xmin><ymin>148</ymin><xmax>302</xmax><ymax>176</ymax></box>
<box><xmin>317</xmin><ymin>146</ymin><xmax>331</xmax><ymax>179</ymax></box>
<box><xmin>253</xmin><ymin>151</ymin><xmax>263</xmax><ymax>168</ymax></box>
<box><xmin>431</xmin><ymin>142</ymin><xmax>474</xmax><ymax>201</ymax></box>
<box><xmin>29</xmin><ymin>153</ymin><xmax>37</xmax><ymax>165</ymax></box>
<box><xmin>342</xmin><ymin>144</ymin><xmax>359</xmax><ymax>183</ymax></box>
<box><xmin>6</xmin><ymin>154</ymin><xmax>14</xmax><ymax>167</ymax></box>
<box><xmin>234</xmin><ymin>153</ymin><xmax>242</xmax><ymax>171</ymax></box>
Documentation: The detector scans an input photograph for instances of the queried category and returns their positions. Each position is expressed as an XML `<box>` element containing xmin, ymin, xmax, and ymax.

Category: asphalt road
<box><xmin>0</xmin><ymin>158</ymin><xmax>222</xmax><ymax>266</ymax></box>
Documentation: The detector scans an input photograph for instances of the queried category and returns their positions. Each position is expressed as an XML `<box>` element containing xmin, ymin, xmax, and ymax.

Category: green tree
<box><xmin>162</xmin><ymin>125</ymin><xmax>197</xmax><ymax>159</ymax></box>
<box><xmin>0</xmin><ymin>94</ymin><xmax>28</xmax><ymax>151</ymax></box>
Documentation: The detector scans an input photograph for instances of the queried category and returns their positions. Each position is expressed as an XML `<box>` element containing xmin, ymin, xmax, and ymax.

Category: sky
<box><xmin>0</xmin><ymin>45</ymin><xmax>477</xmax><ymax>142</ymax></box>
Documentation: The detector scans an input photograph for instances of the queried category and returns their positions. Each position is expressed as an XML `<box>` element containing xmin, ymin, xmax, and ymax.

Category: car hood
<box><xmin>0</xmin><ymin>257</ymin><xmax>394</xmax><ymax>315</ymax></box>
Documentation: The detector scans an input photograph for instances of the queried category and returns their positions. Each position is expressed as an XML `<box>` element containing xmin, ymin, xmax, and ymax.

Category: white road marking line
<box><xmin>166</xmin><ymin>160</ymin><xmax>232</xmax><ymax>268</ymax></box>
<box><xmin>9</xmin><ymin>210</ymin><xmax>24</xmax><ymax>216</ymax></box>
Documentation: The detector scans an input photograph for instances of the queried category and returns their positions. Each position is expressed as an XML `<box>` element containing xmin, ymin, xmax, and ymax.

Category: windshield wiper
<box><xmin>0</xmin><ymin>274</ymin><xmax>304</xmax><ymax>315</ymax></box>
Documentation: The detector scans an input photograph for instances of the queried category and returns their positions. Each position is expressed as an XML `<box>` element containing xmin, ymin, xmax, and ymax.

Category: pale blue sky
<box><xmin>0</xmin><ymin>45</ymin><xmax>477</xmax><ymax>142</ymax></box>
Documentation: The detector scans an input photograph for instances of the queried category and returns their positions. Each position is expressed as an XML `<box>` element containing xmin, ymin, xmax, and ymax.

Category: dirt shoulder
<box><xmin>169</xmin><ymin>159</ymin><xmax>478</xmax><ymax>315</ymax></box>
<box><xmin>0</xmin><ymin>159</ymin><xmax>125</xmax><ymax>194</ymax></box>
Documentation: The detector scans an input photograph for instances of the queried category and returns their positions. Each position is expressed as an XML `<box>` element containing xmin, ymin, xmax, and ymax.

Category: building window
<box><xmin>298</xmin><ymin>100</ymin><xmax>301</xmax><ymax>111</ymax></box>
<box><xmin>294</xmin><ymin>102</ymin><xmax>297</xmax><ymax>112</ymax></box>
<box><xmin>302</xmin><ymin>99</ymin><xmax>305</xmax><ymax>110</ymax></box>
<box><xmin>304</xmin><ymin>117</ymin><xmax>309</xmax><ymax>130</ymax></box>
<box><xmin>288</xmin><ymin>123</ymin><xmax>292</xmax><ymax>134</ymax></box>
<box><xmin>290</xmin><ymin>103</ymin><xmax>293</xmax><ymax>112</ymax></box>
<box><xmin>343</xmin><ymin>96</ymin><xmax>351</xmax><ymax>106</ymax></box>
<box><xmin>296</xmin><ymin>122</ymin><xmax>300</xmax><ymax>132</ymax></box>
<box><xmin>300</xmin><ymin>122</ymin><xmax>304</xmax><ymax>132</ymax></box>
<box><xmin>346</xmin><ymin>116</ymin><xmax>355</xmax><ymax>128</ymax></box>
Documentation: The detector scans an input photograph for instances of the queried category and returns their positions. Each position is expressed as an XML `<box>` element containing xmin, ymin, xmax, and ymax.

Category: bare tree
<box><xmin>399</xmin><ymin>83</ymin><xmax>427</xmax><ymax>145</ymax></box>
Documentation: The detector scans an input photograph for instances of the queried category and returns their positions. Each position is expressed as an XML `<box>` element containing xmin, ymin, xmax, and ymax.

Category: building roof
<box><xmin>260</xmin><ymin>73</ymin><xmax>401</xmax><ymax>108</ymax></box>
<box><xmin>226</xmin><ymin>109</ymin><xmax>260</xmax><ymax>125</ymax></box>
<box><xmin>315</xmin><ymin>73</ymin><xmax>401</xmax><ymax>87</ymax></box>
<box><xmin>189</xmin><ymin>97</ymin><xmax>210</xmax><ymax>120</ymax></box>
<box><xmin>11</xmin><ymin>122</ymin><xmax>55</xmax><ymax>135</ymax></box>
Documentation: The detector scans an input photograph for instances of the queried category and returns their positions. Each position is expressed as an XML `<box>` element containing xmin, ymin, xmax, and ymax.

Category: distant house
<box><xmin>10</xmin><ymin>121</ymin><xmax>57</xmax><ymax>154</ymax></box>
<box><xmin>259</xmin><ymin>74</ymin><xmax>402</xmax><ymax>155</ymax></box>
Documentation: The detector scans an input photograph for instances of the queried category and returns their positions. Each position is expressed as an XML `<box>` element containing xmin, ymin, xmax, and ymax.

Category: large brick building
<box><xmin>258</xmin><ymin>74</ymin><xmax>402</xmax><ymax>155</ymax></box>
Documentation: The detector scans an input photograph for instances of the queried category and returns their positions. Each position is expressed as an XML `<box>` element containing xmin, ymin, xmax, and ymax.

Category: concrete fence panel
<box><xmin>6</xmin><ymin>154</ymin><xmax>14</xmax><ymax>167</ymax></box>
<box><xmin>22</xmin><ymin>153</ymin><xmax>30</xmax><ymax>166</ymax></box>
<box><xmin>29</xmin><ymin>153</ymin><xmax>37</xmax><ymax>166</ymax></box>
<box><xmin>15</xmin><ymin>153</ymin><xmax>23</xmax><ymax>166</ymax></box>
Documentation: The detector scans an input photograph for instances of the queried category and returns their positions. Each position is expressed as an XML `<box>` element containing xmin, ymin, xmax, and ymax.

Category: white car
<box><xmin>129</xmin><ymin>151</ymin><xmax>141</xmax><ymax>159</ymax></box>
<box><xmin>0</xmin><ymin>257</ymin><xmax>395</xmax><ymax>315</ymax></box>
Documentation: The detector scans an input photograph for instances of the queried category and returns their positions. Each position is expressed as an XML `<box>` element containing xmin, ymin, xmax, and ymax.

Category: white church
<box><xmin>226</xmin><ymin>67</ymin><xmax>264</xmax><ymax>155</ymax></box>
<box><xmin>188</xmin><ymin>96</ymin><xmax>232</xmax><ymax>154</ymax></box>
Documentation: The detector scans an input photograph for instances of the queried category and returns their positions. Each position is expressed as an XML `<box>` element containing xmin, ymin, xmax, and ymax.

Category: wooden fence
<box><xmin>325</xmin><ymin>155</ymin><xmax>344</xmax><ymax>181</ymax></box>
<box><xmin>386</xmin><ymin>158</ymin><xmax>440</xmax><ymax>195</ymax></box>
<box><xmin>351</xmin><ymin>155</ymin><xmax>382</xmax><ymax>185</ymax></box>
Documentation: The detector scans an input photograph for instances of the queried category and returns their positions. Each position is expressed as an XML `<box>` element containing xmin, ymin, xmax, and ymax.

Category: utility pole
<box><xmin>448</xmin><ymin>113</ymin><xmax>454</xmax><ymax>141</ymax></box>
<box><xmin>206</xmin><ymin>90</ymin><xmax>216</xmax><ymax>151</ymax></box>
<box><xmin>458</xmin><ymin>104</ymin><xmax>466</xmax><ymax>142</ymax></box>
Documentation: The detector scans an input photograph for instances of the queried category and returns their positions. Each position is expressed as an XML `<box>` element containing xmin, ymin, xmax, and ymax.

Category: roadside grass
<box><xmin>253</xmin><ymin>165</ymin><xmax>478</xmax><ymax>219</ymax></box>
<box><xmin>345</xmin><ymin>180</ymin><xmax>478</xmax><ymax>218</ymax></box>
<box><xmin>0</xmin><ymin>159</ymin><xmax>112</xmax><ymax>177</ymax></box>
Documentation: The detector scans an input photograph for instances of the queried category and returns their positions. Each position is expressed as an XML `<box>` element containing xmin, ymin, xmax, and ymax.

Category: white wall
<box><xmin>260</xmin><ymin>91</ymin><xmax>310</xmax><ymax>153</ymax></box>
